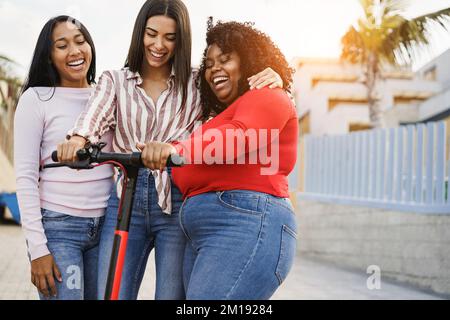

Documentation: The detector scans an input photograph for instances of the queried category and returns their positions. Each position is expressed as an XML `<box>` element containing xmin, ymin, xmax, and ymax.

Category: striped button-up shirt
<box><xmin>68</xmin><ymin>67</ymin><xmax>203</xmax><ymax>214</ymax></box>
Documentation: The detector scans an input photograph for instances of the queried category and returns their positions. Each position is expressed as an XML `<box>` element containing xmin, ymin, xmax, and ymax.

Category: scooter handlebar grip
<box><xmin>167</xmin><ymin>154</ymin><xmax>185</xmax><ymax>167</ymax></box>
<box><xmin>51</xmin><ymin>151</ymin><xmax>59</xmax><ymax>162</ymax></box>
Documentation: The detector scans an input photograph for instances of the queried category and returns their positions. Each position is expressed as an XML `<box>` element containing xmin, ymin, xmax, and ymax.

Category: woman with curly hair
<box><xmin>138</xmin><ymin>19</ymin><xmax>298</xmax><ymax>299</ymax></box>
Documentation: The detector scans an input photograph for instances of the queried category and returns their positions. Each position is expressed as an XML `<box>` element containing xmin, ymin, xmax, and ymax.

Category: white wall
<box><xmin>419</xmin><ymin>87</ymin><xmax>450</xmax><ymax>120</ymax></box>
<box><xmin>418</xmin><ymin>49</ymin><xmax>450</xmax><ymax>89</ymax></box>
<box><xmin>296</xmin><ymin>200</ymin><xmax>450</xmax><ymax>296</ymax></box>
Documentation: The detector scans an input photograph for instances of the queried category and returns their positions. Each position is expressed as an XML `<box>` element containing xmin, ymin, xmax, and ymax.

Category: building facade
<box><xmin>292</xmin><ymin>49</ymin><xmax>450</xmax><ymax>136</ymax></box>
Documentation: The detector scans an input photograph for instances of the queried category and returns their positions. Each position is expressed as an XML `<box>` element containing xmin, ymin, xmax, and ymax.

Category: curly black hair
<box><xmin>197</xmin><ymin>17</ymin><xmax>294</xmax><ymax>120</ymax></box>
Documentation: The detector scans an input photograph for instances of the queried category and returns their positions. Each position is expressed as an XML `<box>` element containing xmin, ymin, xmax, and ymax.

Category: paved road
<box><xmin>0</xmin><ymin>224</ymin><xmax>443</xmax><ymax>300</ymax></box>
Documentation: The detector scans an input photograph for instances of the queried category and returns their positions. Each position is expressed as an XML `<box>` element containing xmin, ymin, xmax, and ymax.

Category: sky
<box><xmin>1</xmin><ymin>0</ymin><xmax>450</xmax><ymax>79</ymax></box>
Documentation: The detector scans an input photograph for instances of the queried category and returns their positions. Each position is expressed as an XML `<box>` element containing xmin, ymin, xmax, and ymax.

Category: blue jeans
<box><xmin>97</xmin><ymin>168</ymin><xmax>186</xmax><ymax>300</ymax></box>
<box><xmin>39</xmin><ymin>209</ymin><xmax>104</xmax><ymax>300</ymax></box>
<box><xmin>180</xmin><ymin>190</ymin><xmax>298</xmax><ymax>300</ymax></box>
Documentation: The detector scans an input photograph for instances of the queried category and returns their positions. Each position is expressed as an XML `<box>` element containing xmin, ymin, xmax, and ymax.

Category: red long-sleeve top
<box><xmin>172</xmin><ymin>87</ymin><xmax>298</xmax><ymax>199</ymax></box>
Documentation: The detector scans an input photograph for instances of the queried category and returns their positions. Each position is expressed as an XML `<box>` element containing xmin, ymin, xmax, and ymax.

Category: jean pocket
<box><xmin>217</xmin><ymin>191</ymin><xmax>266</xmax><ymax>215</ymax></box>
<box><xmin>41</xmin><ymin>209</ymin><xmax>72</xmax><ymax>222</ymax></box>
<box><xmin>282</xmin><ymin>197</ymin><xmax>295</xmax><ymax>213</ymax></box>
<box><xmin>275</xmin><ymin>225</ymin><xmax>297</xmax><ymax>285</ymax></box>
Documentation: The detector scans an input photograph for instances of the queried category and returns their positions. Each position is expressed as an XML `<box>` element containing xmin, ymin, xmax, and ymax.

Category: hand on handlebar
<box><xmin>136</xmin><ymin>142</ymin><xmax>177</xmax><ymax>171</ymax></box>
<box><xmin>57</xmin><ymin>136</ymin><xmax>88</xmax><ymax>163</ymax></box>
<box><xmin>46</xmin><ymin>142</ymin><xmax>183</xmax><ymax>170</ymax></box>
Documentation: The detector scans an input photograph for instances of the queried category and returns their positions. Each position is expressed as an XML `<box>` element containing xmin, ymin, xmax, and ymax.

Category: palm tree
<box><xmin>341</xmin><ymin>0</ymin><xmax>450</xmax><ymax>128</ymax></box>
<box><xmin>0</xmin><ymin>54</ymin><xmax>22</xmax><ymax>107</ymax></box>
<box><xmin>0</xmin><ymin>54</ymin><xmax>22</xmax><ymax>163</ymax></box>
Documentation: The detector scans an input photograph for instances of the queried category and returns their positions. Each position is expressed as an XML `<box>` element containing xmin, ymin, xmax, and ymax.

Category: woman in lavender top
<box><xmin>14</xmin><ymin>15</ymin><xmax>113</xmax><ymax>300</ymax></box>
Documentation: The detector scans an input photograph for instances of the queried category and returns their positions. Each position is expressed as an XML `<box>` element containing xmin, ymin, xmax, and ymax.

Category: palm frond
<box><xmin>381</xmin><ymin>0</ymin><xmax>408</xmax><ymax>17</ymax></box>
<box><xmin>341</xmin><ymin>25</ymin><xmax>367</xmax><ymax>64</ymax></box>
<box><xmin>0</xmin><ymin>54</ymin><xmax>20</xmax><ymax>84</ymax></box>
<box><xmin>0</xmin><ymin>55</ymin><xmax>14</xmax><ymax>63</ymax></box>
<box><xmin>412</xmin><ymin>7</ymin><xmax>450</xmax><ymax>31</ymax></box>
<box><xmin>342</xmin><ymin>2</ymin><xmax>450</xmax><ymax>67</ymax></box>
<box><xmin>359</xmin><ymin>0</ymin><xmax>374</xmax><ymax>18</ymax></box>
<box><xmin>387</xmin><ymin>7</ymin><xmax>450</xmax><ymax>65</ymax></box>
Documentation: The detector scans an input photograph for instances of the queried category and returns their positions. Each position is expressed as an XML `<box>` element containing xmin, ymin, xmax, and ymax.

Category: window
<box><xmin>328</xmin><ymin>98</ymin><xmax>368</xmax><ymax>111</ymax></box>
<box><xmin>349</xmin><ymin>123</ymin><xmax>372</xmax><ymax>132</ymax></box>
<box><xmin>299</xmin><ymin>112</ymin><xmax>310</xmax><ymax>136</ymax></box>
<box><xmin>423</xmin><ymin>66</ymin><xmax>437</xmax><ymax>81</ymax></box>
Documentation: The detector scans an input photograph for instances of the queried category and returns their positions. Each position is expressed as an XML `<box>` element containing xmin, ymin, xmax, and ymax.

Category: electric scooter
<box><xmin>43</xmin><ymin>142</ymin><xmax>184</xmax><ymax>300</ymax></box>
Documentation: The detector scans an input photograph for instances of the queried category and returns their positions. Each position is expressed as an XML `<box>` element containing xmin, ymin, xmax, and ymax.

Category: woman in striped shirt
<box><xmin>58</xmin><ymin>0</ymin><xmax>282</xmax><ymax>300</ymax></box>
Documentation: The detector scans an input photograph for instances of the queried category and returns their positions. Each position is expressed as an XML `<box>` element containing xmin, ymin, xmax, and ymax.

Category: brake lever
<box><xmin>42</xmin><ymin>163</ymin><xmax>67</xmax><ymax>169</ymax></box>
<box><xmin>66</xmin><ymin>162</ymin><xmax>94</xmax><ymax>170</ymax></box>
<box><xmin>43</xmin><ymin>142</ymin><xmax>107</xmax><ymax>170</ymax></box>
<box><xmin>42</xmin><ymin>160</ymin><xmax>94</xmax><ymax>170</ymax></box>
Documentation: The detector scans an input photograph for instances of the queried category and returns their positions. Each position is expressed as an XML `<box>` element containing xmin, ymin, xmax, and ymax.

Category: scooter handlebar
<box><xmin>50</xmin><ymin>150</ymin><xmax>184</xmax><ymax>168</ymax></box>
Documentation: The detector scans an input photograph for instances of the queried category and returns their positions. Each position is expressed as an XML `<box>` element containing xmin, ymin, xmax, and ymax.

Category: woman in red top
<box><xmin>139</xmin><ymin>19</ymin><xmax>298</xmax><ymax>299</ymax></box>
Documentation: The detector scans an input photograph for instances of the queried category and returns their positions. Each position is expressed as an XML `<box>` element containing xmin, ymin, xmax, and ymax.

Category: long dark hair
<box><xmin>21</xmin><ymin>15</ymin><xmax>96</xmax><ymax>95</ymax></box>
<box><xmin>125</xmin><ymin>0</ymin><xmax>192</xmax><ymax>108</ymax></box>
<box><xmin>198</xmin><ymin>18</ymin><xmax>294</xmax><ymax>119</ymax></box>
